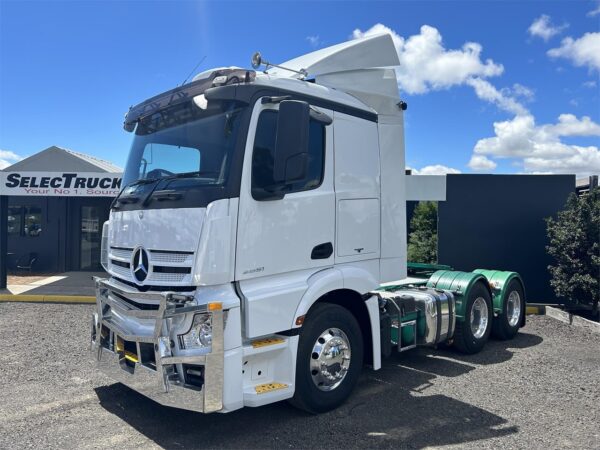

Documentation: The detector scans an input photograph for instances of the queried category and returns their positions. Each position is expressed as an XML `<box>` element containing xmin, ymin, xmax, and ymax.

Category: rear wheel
<box><xmin>289</xmin><ymin>303</ymin><xmax>363</xmax><ymax>413</ymax></box>
<box><xmin>453</xmin><ymin>282</ymin><xmax>493</xmax><ymax>354</ymax></box>
<box><xmin>492</xmin><ymin>279</ymin><xmax>524</xmax><ymax>340</ymax></box>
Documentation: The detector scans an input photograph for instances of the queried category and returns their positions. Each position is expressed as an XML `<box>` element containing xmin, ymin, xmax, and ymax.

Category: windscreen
<box><xmin>122</xmin><ymin>98</ymin><xmax>246</xmax><ymax>189</ymax></box>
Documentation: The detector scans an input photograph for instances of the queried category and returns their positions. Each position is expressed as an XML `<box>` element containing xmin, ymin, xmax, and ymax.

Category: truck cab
<box><xmin>91</xmin><ymin>34</ymin><xmax>525</xmax><ymax>414</ymax></box>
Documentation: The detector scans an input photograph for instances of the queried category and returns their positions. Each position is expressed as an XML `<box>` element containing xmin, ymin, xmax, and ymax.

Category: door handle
<box><xmin>311</xmin><ymin>242</ymin><xmax>333</xmax><ymax>260</ymax></box>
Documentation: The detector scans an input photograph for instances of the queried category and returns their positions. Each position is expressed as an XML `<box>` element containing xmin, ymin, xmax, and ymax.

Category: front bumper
<box><xmin>90</xmin><ymin>277</ymin><xmax>224</xmax><ymax>413</ymax></box>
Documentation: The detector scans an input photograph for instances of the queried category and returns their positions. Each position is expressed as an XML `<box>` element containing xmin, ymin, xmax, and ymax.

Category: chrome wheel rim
<box><xmin>507</xmin><ymin>291</ymin><xmax>521</xmax><ymax>327</ymax></box>
<box><xmin>310</xmin><ymin>328</ymin><xmax>351</xmax><ymax>392</ymax></box>
<box><xmin>470</xmin><ymin>297</ymin><xmax>489</xmax><ymax>339</ymax></box>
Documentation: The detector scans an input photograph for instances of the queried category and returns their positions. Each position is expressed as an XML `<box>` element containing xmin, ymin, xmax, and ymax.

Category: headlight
<box><xmin>179</xmin><ymin>313</ymin><xmax>212</xmax><ymax>350</ymax></box>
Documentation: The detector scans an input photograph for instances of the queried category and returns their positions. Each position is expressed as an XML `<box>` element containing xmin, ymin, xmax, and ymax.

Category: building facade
<box><xmin>1</xmin><ymin>146</ymin><xmax>122</xmax><ymax>273</ymax></box>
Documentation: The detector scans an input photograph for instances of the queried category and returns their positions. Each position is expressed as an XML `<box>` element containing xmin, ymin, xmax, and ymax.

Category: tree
<box><xmin>546</xmin><ymin>188</ymin><xmax>600</xmax><ymax>312</ymax></box>
<box><xmin>407</xmin><ymin>201</ymin><xmax>438</xmax><ymax>264</ymax></box>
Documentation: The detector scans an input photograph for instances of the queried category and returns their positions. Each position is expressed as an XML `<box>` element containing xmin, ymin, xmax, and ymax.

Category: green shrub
<box><xmin>546</xmin><ymin>187</ymin><xmax>600</xmax><ymax>311</ymax></box>
<box><xmin>407</xmin><ymin>201</ymin><xmax>438</xmax><ymax>264</ymax></box>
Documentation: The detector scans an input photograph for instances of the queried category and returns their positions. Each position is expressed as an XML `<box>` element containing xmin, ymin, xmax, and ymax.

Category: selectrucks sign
<box><xmin>0</xmin><ymin>172</ymin><xmax>122</xmax><ymax>197</ymax></box>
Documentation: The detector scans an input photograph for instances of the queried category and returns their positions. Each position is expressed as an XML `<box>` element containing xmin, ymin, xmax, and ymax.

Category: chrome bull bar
<box><xmin>90</xmin><ymin>277</ymin><xmax>224</xmax><ymax>413</ymax></box>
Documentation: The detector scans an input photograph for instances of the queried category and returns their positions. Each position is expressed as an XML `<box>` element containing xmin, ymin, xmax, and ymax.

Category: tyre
<box><xmin>492</xmin><ymin>279</ymin><xmax>524</xmax><ymax>340</ymax></box>
<box><xmin>289</xmin><ymin>303</ymin><xmax>363</xmax><ymax>414</ymax></box>
<box><xmin>453</xmin><ymin>282</ymin><xmax>493</xmax><ymax>354</ymax></box>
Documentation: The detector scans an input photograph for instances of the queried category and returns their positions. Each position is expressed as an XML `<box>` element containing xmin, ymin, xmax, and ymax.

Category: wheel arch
<box><xmin>473</xmin><ymin>269</ymin><xmax>526</xmax><ymax>326</ymax></box>
<box><xmin>306</xmin><ymin>288</ymin><xmax>376</xmax><ymax>369</ymax></box>
<box><xmin>426</xmin><ymin>270</ymin><xmax>492</xmax><ymax>320</ymax></box>
<box><xmin>291</xmin><ymin>265</ymin><xmax>380</xmax><ymax>369</ymax></box>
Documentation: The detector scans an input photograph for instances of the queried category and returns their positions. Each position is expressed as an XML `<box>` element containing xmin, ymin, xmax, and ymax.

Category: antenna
<box><xmin>251</xmin><ymin>52</ymin><xmax>307</xmax><ymax>78</ymax></box>
<box><xmin>181</xmin><ymin>55</ymin><xmax>207</xmax><ymax>86</ymax></box>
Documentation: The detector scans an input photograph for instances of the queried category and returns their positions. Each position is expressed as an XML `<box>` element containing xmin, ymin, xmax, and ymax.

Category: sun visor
<box><xmin>123</xmin><ymin>69</ymin><xmax>255</xmax><ymax>131</ymax></box>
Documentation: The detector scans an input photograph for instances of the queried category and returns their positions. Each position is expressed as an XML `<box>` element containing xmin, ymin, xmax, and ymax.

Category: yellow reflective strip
<box><xmin>115</xmin><ymin>337</ymin><xmax>124</xmax><ymax>353</ymax></box>
<box><xmin>124</xmin><ymin>350</ymin><xmax>139</xmax><ymax>363</ymax></box>
<box><xmin>255</xmin><ymin>382</ymin><xmax>288</xmax><ymax>394</ymax></box>
<box><xmin>251</xmin><ymin>338</ymin><xmax>285</xmax><ymax>348</ymax></box>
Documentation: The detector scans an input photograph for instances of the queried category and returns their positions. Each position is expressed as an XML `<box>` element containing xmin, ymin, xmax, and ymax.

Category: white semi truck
<box><xmin>91</xmin><ymin>34</ymin><xmax>526</xmax><ymax>414</ymax></box>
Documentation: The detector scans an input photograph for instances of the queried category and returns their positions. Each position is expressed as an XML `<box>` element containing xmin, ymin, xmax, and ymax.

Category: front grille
<box><xmin>108</xmin><ymin>246</ymin><xmax>194</xmax><ymax>286</ymax></box>
<box><xmin>150</xmin><ymin>251</ymin><xmax>193</xmax><ymax>264</ymax></box>
<box><xmin>112</xmin><ymin>276</ymin><xmax>195</xmax><ymax>292</ymax></box>
<box><xmin>111</xmin><ymin>263</ymin><xmax>132</xmax><ymax>280</ymax></box>
<box><xmin>111</xmin><ymin>260</ymin><xmax>129</xmax><ymax>268</ymax></box>
<box><xmin>110</xmin><ymin>247</ymin><xmax>132</xmax><ymax>260</ymax></box>
<box><xmin>153</xmin><ymin>266</ymin><xmax>191</xmax><ymax>274</ymax></box>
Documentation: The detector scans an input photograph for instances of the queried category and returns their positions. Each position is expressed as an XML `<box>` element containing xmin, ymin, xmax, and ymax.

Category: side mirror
<box><xmin>273</xmin><ymin>100</ymin><xmax>310</xmax><ymax>184</ymax></box>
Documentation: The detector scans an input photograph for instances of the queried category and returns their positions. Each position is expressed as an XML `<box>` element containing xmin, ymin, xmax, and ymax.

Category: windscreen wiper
<box><xmin>111</xmin><ymin>178</ymin><xmax>160</xmax><ymax>209</ymax></box>
<box><xmin>141</xmin><ymin>171</ymin><xmax>219</xmax><ymax>206</ymax></box>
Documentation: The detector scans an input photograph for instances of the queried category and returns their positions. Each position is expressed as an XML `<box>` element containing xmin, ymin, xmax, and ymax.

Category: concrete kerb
<box><xmin>526</xmin><ymin>305</ymin><xmax>546</xmax><ymax>315</ymax></box>
<box><xmin>0</xmin><ymin>294</ymin><xmax>95</xmax><ymax>304</ymax></box>
<box><xmin>545</xmin><ymin>306</ymin><xmax>600</xmax><ymax>334</ymax></box>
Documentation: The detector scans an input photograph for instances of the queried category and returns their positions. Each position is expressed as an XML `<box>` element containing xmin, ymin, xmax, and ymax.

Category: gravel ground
<box><xmin>0</xmin><ymin>303</ymin><xmax>599</xmax><ymax>449</ymax></box>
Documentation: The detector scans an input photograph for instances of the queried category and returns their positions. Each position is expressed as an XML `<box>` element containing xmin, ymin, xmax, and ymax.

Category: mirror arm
<box><xmin>252</xmin><ymin>183</ymin><xmax>291</xmax><ymax>201</ymax></box>
<box><xmin>252</xmin><ymin>188</ymin><xmax>285</xmax><ymax>201</ymax></box>
<box><xmin>309</xmin><ymin>108</ymin><xmax>333</xmax><ymax>125</ymax></box>
<box><xmin>261</xmin><ymin>95</ymin><xmax>292</xmax><ymax>105</ymax></box>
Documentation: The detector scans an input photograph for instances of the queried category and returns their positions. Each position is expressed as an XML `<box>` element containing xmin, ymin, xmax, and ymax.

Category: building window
<box><xmin>8</xmin><ymin>206</ymin><xmax>42</xmax><ymax>237</ymax></box>
<box><xmin>251</xmin><ymin>110</ymin><xmax>325</xmax><ymax>195</ymax></box>
<box><xmin>7</xmin><ymin>206</ymin><xmax>22</xmax><ymax>236</ymax></box>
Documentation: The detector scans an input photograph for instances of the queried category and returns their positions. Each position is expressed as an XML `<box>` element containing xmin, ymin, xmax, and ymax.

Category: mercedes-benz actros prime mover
<box><xmin>90</xmin><ymin>34</ymin><xmax>526</xmax><ymax>414</ymax></box>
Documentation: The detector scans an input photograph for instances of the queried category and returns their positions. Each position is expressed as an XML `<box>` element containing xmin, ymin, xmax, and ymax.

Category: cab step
<box><xmin>243</xmin><ymin>336</ymin><xmax>288</xmax><ymax>357</ymax></box>
<box><xmin>254</xmin><ymin>382</ymin><xmax>288</xmax><ymax>394</ymax></box>
<box><xmin>243</xmin><ymin>381</ymin><xmax>294</xmax><ymax>407</ymax></box>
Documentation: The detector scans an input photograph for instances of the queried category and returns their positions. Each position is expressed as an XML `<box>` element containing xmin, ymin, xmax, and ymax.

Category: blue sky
<box><xmin>1</xmin><ymin>0</ymin><xmax>599</xmax><ymax>176</ymax></box>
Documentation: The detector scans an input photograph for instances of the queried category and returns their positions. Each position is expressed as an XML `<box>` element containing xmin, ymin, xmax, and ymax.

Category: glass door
<box><xmin>80</xmin><ymin>206</ymin><xmax>102</xmax><ymax>270</ymax></box>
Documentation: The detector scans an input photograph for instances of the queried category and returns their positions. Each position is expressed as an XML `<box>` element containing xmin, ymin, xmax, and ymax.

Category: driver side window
<box><xmin>251</xmin><ymin>110</ymin><xmax>325</xmax><ymax>195</ymax></box>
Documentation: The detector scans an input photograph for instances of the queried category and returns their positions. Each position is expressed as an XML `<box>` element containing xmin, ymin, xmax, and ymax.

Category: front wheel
<box><xmin>453</xmin><ymin>282</ymin><xmax>493</xmax><ymax>354</ymax></box>
<box><xmin>289</xmin><ymin>303</ymin><xmax>363</xmax><ymax>414</ymax></box>
<box><xmin>492</xmin><ymin>279</ymin><xmax>524</xmax><ymax>340</ymax></box>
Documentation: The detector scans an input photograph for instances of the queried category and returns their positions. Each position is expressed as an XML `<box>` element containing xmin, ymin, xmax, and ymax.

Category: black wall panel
<box><xmin>437</xmin><ymin>174</ymin><xmax>575</xmax><ymax>303</ymax></box>
<box><xmin>7</xmin><ymin>196</ymin><xmax>112</xmax><ymax>273</ymax></box>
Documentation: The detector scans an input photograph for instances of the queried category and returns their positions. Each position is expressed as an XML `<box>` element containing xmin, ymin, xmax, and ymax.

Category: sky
<box><xmin>0</xmin><ymin>0</ymin><xmax>599</xmax><ymax>177</ymax></box>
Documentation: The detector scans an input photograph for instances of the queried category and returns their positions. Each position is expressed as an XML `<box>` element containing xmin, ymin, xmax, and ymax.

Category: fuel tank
<box><xmin>384</xmin><ymin>287</ymin><xmax>456</xmax><ymax>346</ymax></box>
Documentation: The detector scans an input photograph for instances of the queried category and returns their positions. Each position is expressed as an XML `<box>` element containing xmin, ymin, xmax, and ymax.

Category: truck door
<box><xmin>333</xmin><ymin>112</ymin><xmax>381</xmax><ymax>265</ymax></box>
<box><xmin>235</xmin><ymin>101</ymin><xmax>335</xmax><ymax>336</ymax></box>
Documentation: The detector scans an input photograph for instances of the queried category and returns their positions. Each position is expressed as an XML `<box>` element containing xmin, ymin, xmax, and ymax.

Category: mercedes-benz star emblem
<box><xmin>132</xmin><ymin>247</ymin><xmax>149</xmax><ymax>283</ymax></box>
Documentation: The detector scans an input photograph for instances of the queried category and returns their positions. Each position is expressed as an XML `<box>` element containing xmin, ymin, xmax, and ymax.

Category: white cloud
<box><xmin>410</xmin><ymin>164</ymin><xmax>461</xmax><ymax>175</ymax></box>
<box><xmin>351</xmin><ymin>24</ymin><xmax>529</xmax><ymax>118</ymax></box>
<box><xmin>506</xmin><ymin>83</ymin><xmax>535</xmax><ymax>101</ymax></box>
<box><xmin>524</xmin><ymin>146</ymin><xmax>600</xmax><ymax>174</ymax></box>
<box><xmin>528</xmin><ymin>15</ymin><xmax>568</xmax><ymax>41</ymax></box>
<box><xmin>468</xmin><ymin>154</ymin><xmax>497</xmax><ymax>171</ymax></box>
<box><xmin>471</xmin><ymin>114</ymin><xmax>600</xmax><ymax>176</ymax></box>
<box><xmin>587</xmin><ymin>2</ymin><xmax>600</xmax><ymax>17</ymax></box>
<box><xmin>545</xmin><ymin>113</ymin><xmax>600</xmax><ymax>136</ymax></box>
<box><xmin>466</xmin><ymin>78</ymin><xmax>528</xmax><ymax>115</ymax></box>
<box><xmin>352</xmin><ymin>24</ymin><xmax>503</xmax><ymax>95</ymax></box>
<box><xmin>582</xmin><ymin>80</ymin><xmax>597</xmax><ymax>88</ymax></box>
<box><xmin>0</xmin><ymin>150</ymin><xmax>22</xmax><ymax>169</ymax></box>
<box><xmin>306</xmin><ymin>35</ymin><xmax>322</xmax><ymax>48</ymax></box>
<box><xmin>548</xmin><ymin>32</ymin><xmax>600</xmax><ymax>72</ymax></box>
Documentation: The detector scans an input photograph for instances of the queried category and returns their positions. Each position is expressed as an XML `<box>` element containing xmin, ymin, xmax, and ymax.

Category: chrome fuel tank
<box><xmin>390</xmin><ymin>287</ymin><xmax>455</xmax><ymax>346</ymax></box>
